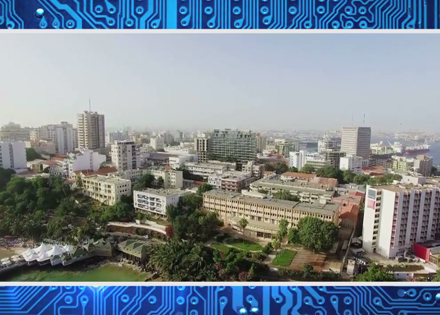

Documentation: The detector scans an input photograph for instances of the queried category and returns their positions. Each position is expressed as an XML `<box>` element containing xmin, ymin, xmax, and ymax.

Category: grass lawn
<box><xmin>272</xmin><ymin>249</ymin><xmax>297</xmax><ymax>267</ymax></box>
<box><xmin>210</xmin><ymin>243</ymin><xmax>231</xmax><ymax>252</ymax></box>
<box><xmin>225</xmin><ymin>238</ymin><xmax>262</xmax><ymax>251</ymax></box>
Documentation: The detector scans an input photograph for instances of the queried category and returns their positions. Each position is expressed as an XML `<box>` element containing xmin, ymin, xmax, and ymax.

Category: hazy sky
<box><xmin>1</xmin><ymin>33</ymin><xmax>439</xmax><ymax>132</ymax></box>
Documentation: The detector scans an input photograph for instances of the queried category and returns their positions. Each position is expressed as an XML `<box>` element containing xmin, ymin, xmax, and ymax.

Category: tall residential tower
<box><xmin>341</xmin><ymin>126</ymin><xmax>371</xmax><ymax>159</ymax></box>
<box><xmin>77</xmin><ymin>111</ymin><xmax>105</xmax><ymax>150</ymax></box>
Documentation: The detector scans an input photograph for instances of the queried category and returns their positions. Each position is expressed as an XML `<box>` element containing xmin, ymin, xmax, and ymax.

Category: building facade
<box><xmin>150</xmin><ymin>137</ymin><xmax>164</xmax><ymax>151</ymax></box>
<box><xmin>339</xmin><ymin>155</ymin><xmax>365</xmax><ymax>174</ymax></box>
<box><xmin>194</xmin><ymin>136</ymin><xmax>211</xmax><ymax>163</ymax></box>
<box><xmin>134</xmin><ymin>188</ymin><xmax>184</xmax><ymax>216</ymax></box>
<box><xmin>81</xmin><ymin>175</ymin><xmax>132</xmax><ymax>205</ymax></box>
<box><xmin>414</xmin><ymin>155</ymin><xmax>433</xmax><ymax>177</ymax></box>
<box><xmin>363</xmin><ymin>182</ymin><xmax>440</xmax><ymax>258</ymax></box>
<box><xmin>210</xmin><ymin>129</ymin><xmax>257</xmax><ymax>162</ymax></box>
<box><xmin>341</xmin><ymin>126</ymin><xmax>372</xmax><ymax>159</ymax></box>
<box><xmin>0</xmin><ymin>123</ymin><xmax>31</xmax><ymax>142</ymax></box>
<box><xmin>203</xmin><ymin>190</ymin><xmax>339</xmax><ymax>239</ymax></box>
<box><xmin>324</xmin><ymin>151</ymin><xmax>346</xmax><ymax>169</ymax></box>
<box><xmin>148</xmin><ymin>168</ymin><xmax>184</xmax><ymax>189</ymax></box>
<box><xmin>32</xmin><ymin>122</ymin><xmax>77</xmax><ymax>154</ymax></box>
<box><xmin>62</xmin><ymin>148</ymin><xmax>106</xmax><ymax>178</ymax></box>
<box><xmin>111</xmin><ymin>140</ymin><xmax>140</xmax><ymax>171</ymax></box>
<box><xmin>77</xmin><ymin>111</ymin><xmax>105</xmax><ymax>150</ymax></box>
<box><xmin>0</xmin><ymin>141</ymin><xmax>27</xmax><ymax>170</ymax></box>
<box><xmin>183</xmin><ymin>161</ymin><xmax>234</xmax><ymax>177</ymax></box>
<box><xmin>289</xmin><ymin>151</ymin><xmax>306</xmax><ymax>169</ymax></box>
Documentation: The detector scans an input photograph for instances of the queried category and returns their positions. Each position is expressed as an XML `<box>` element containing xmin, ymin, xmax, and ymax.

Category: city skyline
<box><xmin>1</xmin><ymin>34</ymin><xmax>440</xmax><ymax>131</ymax></box>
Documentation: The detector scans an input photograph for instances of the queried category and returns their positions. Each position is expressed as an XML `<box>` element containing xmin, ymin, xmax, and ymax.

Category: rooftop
<box><xmin>82</xmin><ymin>175</ymin><xmax>131</xmax><ymax>184</ymax></box>
<box><xmin>204</xmin><ymin>190</ymin><xmax>339</xmax><ymax>216</ymax></box>
<box><xmin>75</xmin><ymin>167</ymin><xmax>118</xmax><ymax>177</ymax></box>
<box><xmin>250</xmin><ymin>178</ymin><xmax>336</xmax><ymax>193</ymax></box>
<box><xmin>134</xmin><ymin>188</ymin><xmax>184</xmax><ymax>197</ymax></box>
<box><xmin>370</xmin><ymin>180</ymin><xmax>440</xmax><ymax>193</ymax></box>
<box><xmin>281</xmin><ymin>172</ymin><xmax>315</xmax><ymax>180</ymax></box>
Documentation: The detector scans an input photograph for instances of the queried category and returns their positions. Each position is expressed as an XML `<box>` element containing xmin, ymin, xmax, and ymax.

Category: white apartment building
<box><xmin>339</xmin><ymin>155</ymin><xmax>366</xmax><ymax>174</ymax></box>
<box><xmin>148</xmin><ymin>168</ymin><xmax>184</xmax><ymax>189</ymax></box>
<box><xmin>242</xmin><ymin>161</ymin><xmax>264</xmax><ymax>179</ymax></box>
<box><xmin>62</xmin><ymin>148</ymin><xmax>106</xmax><ymax>178</ymax></box>
<box><xmin>77</xmin><ymin>111</ymin><xmax>105</xmax><ymax>150</ymax></box>
<box><xmin>33</xmin><ymin>122</ymin><xmax>77</xmax><ymax>154</ymax></box>
<box><xmin>304</xmin><ymin>153</ymin><xmax>330</xmax><ymax>170</ymax></box>
<box><xmin>363</xmin><ymin>181</ymin><xmax>440</xmax><ymax>259</ymax></box>
<box><xmin>111</xmin><ymin>140</ymin><xmax>140</xmax><ymax>171</ymax></box>
<box><xmin>164</xmin><ymin>145</ymin><xmax>195</xmax><ymax>155</ymax></box>
<box><xmin>168</xmin><ymin>155</ymin><xmax>197</xmax><ymax>169</ymax></box>
<box><xmin>208</xmin><ymin>171</ymin><xmax>252</xmax><ymax>190</ymax></box>
<box><xmin>81</xmin><ymin>175</ymin><xmax>131</xmax><ymax>205</ymax></box>
<box><xmin>0</xmin><ymin>141</ymin><xmax>27</xmax><ymax>170</ymax></box>
<box><xmin>184</xmin><ymin>162</ymin><xmax>234</xmax><ymax>177</ymax></box>
<box><xmin>0</xmin><ymin>123</ymin><xmax>31</xmax><ymax>142</ymax></box>
<box><xmin>134</xmin><ymin>188</ymin><xmax>185</xmax><ymax>216</ymax></box>
<box><xmin>341</xmin><ymin>126</ymin><xmax>371</xmax><ymax>159</ymax></box>
<box><xmin>289</xmin><ymin>151</ymin><xmax>306</xmax><ymax>169</ymax></box>
<box><xmin>150</xmin><ymin>137</ymin><xmax>164</xmax><ymax>151</ymax></box>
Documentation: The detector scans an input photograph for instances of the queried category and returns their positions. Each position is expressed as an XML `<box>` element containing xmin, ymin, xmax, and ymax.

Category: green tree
<box><xmin>287</xmin><ymin>228</ymin><xmax>300</xmax><ymax>244</ymax></box>
<box><xmin>274</xmin><ymin>162</ymin><xmax>289</xmax><ymax>174</ymax></box>
<box><xmin>316</xmin><ymin>165</ymin><xmax>344</xmax><ymax>183</ymax></box>
<box><xmin>264</xmin><ymin>164</ymin><xmax>275</xmax><ymax>172</ymax></box>
<box><xmin>133</xmin><ymin>174</ymin><xmax>155</xmax><ymax>190</ymax></box>
<box><xmin>302</xmin><ymin>264</ymin><xmax>314</xmax><ymax>279</ymax></box>
<box><xmin>154</xmin><ymin>176</ymin><xmax>165</xmax><ymax>189</ymax></box>
<box><xmin>288</xmin><ymin>166</ymin><xmax>299</xmax><ymax>172</ymax></box>
<box><xmin>76</xmin><ymin>176</ymin><xmax>83</xmax><ymax>189</ymax></box>
<box><xmin>300</xmin><ymin>164</ymin><xmax>316</xmax><ymax>174</ymax></box>
<box><xmin>197</xmin><ymin>183</ymin><xmax>213</xmax><ymax>195</ymax></box>
<box><xmin>342</xmin><ymin>169</ymin><xmax>356</xmax><ymax>184</ymax></box>
<box><xmin>272</xmin><ymin>238</ymin><xmax>281</xmax><ymax>253</ymax></box>
<box><xmin>291</xmin><ymin>217</ymin><xmax>339</xmax><ymax>252</ymax></box>
<box><xmin>432</xmin><ymin>166</ymin><xmax>438</xmax><ymax>176</ymax></box>
<box><xmin>355</xmin><ymin>264</ymin><xmax>396</xmax><ymax>282</ymax></box>
<box><xmin>353</xmin><ymin>174</ymin><xmax>371</xmax><ymax>185</ymax></box>
<box><xmin>273</xmin><ymin>190</ymin><xmax>300</xmax><ymax>202</ymax></box>
<box><xmin>278</xmin><ymin>219</ymin><xmax>289</xmax><ymax>241</ymax></box>
<box><xmin>238</xmin><ymin>218</ymin><xmax>248</xmax><ymax>238</ymax></box>
<box><xmin>25</xmin><ymin>148</ymin><xmax>43</xmax><ymax>161</ymax></box>
<box><xmin>0</xmin><ymin>168</ymin><xmax>15</xmax><ymax>191</ymax></box>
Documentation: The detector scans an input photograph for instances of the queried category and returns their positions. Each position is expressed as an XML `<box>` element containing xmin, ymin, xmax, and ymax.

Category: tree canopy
<box><xmin>300</xmin><ymin>164</ymin><xmax>316</xmax><ymax>174</ymax></box>
<box><xmin>197</xmin><ymin>183</ymin><xmax>213</xmax><ymax>195</ymax></box>
<box><xmin>25</xmin><ymin>148</ymin><xmax>43</xmax><ymax>162</ymax></box>
<box><xmin>272</xmin><ymin>190</ymin><xmax>300</xmax><ymax>202</ymax></box>
<box><xmin>315</xmin><ymin>166</ymin><xmax>343</xmax><ymax>183</ymax></box>
<box><xmin>133</xmin><ymin>174</ymin><xmax>165</xmax><ymax>190</ymax></box>
<box><xmin>355</xmin><ymin>264</ymin><xmax>396</xmax><ymax>282</ymax></box>
<box><xmin>288</xmin><ymin>217</ymin><xmax>338</xmax><ymax>252</ymax></box>
<box><xmin>0</xmin><ymin>168</ymin><xmax>15</xmax><ymax>191</ymax></box>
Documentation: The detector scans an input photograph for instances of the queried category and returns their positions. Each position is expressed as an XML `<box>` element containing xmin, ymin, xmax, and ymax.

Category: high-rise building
<box><xmin>111</xmin><ymin>140</ymin><xmax>140</xmax><ymax>171</ymax></box>
<box><xmin>0</xmin><ymin>141</ymin><xmax>27</xmax><ymax>170</ymax></box>
<box><xmin>194</xmin><ymin>136</ymin><xmax>211</xmax><ymax>163</ymax></box>
<box><xmin>0</xmin><ymin>123</ymin><xmax>31</xmax><ymax>142</ymax></box>
<box><xmin>289</xmin><ymin>150</ymin><xmax>306</xmax><ymax>169</ymax></box>
<box><xmin>414</xmin><ymin>155</ymin><xmax>433</xmax><ymax>177</ymax></box>
<box><xmin>150</xmin><ymin>137</ymin><xmax>164</xmax><ymax>151</ymax></box>
<box><xmin>318</xmin><ymin>135</ymin><xmax>341</xmax><ymax>154</ymax></box>
<box><xmin>210</xmin><ymin>129</ymin><xmax>257</xmax><ymax>162</ymax></box>
<box><xmin>77</xmin><ymin>111</ymin><xmax>105</xmax><ymax>150</ymax></box>
<box><xmin>363</xmin><ymin>179</ymin><xmax>440</xmax><ymax>258</ymax></box>
<box><xmin>341</xmin><ymin>127</ymin><xmax>371</xmax><ymax>159</ymax></box>
<box><xmin>324</xmin><ymin>151</ymin><xmax>346</xmax><ymax>169</ymax></box>
<box><xmin>255</xmin><ymin>133</ymin><xmax>267</xmax><ymax>152</ymax></box>
<box><xmin>33</xmin><ymin>122</ymin><xmax>77</xmax><ymax>154</ymax></box>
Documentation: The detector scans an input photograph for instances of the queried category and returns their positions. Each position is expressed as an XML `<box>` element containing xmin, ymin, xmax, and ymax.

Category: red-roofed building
<box><xmin>280</xmin><ymin>172</ymin><xmax>315</xmax><ymax>181</ymax></box>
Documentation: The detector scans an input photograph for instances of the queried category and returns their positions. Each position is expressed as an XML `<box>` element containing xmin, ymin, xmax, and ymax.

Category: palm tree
<box><xmin>238</xmin><ymin>218</ymin><xmax>248</xmax><ymax>243</ymax></box>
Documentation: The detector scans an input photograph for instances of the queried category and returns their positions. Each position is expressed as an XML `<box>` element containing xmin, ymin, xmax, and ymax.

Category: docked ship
<box><xmin>403</xmin><ymin>143</ymin><xmax>431</xmax><ymax>156</ymax></box>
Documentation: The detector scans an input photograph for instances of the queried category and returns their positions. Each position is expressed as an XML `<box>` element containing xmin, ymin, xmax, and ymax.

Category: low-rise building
<box><xmin>62</xmin><ymin>148</ymin><xmax>106</xmax><ymax>178</ymax></box>
<box><xmin>392</xmin><ymin>156</ymin><xmax>414</xmax><ymax>173</ymax></box>
<box><xmin>183</xmin><ymin>161</ymin><xmax>234</xmax><ymax>177</ymax></box>
<box><xmin>134</xmin><ymin>188</ymin><xmax>186</xmax><ymax>216</ymax></box>
<box><xmin>339</xmin><ymin>155</ymin><xmax>367</xmax><ymax>174</ymax></box>
<box><xmin>241</xmin><ymin>161</ymin><xmax>264</xmax><ymax>179</ymax></box>
<box><xmin>81</xmin><ymin>175</ymin><xmax>131</xmax><ymax>205</ymax></box>
<box><xmin>250</xmin><ymin>178</ymin><xmax>336</xmax><ymax>202</ymax></box>
<box><xmin>203</xmin><ymin>190</ymin><xmax>339</xmax><ymax>239</ymax></box>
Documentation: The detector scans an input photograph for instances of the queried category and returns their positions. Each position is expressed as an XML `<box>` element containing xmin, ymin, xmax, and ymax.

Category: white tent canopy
<box><xmin>37</xmin><ymin>252</ymin><xmax>50</xmax><ymax>262</ymax></box>
<box><xmin>35</xmin><ymin>243</ymin><xmax>52</xmax><ymax>254</ymax></box>
<box><xmin>63</xmin><ymin>245</ymin><xmax>74</xmax><ymax>253</ymax></box>
<box><xmin>23</xmin><ymin>252</ymin><xmax>38</xmax><ymax>262</ymax></box>
<box><xmin>47</xmin><ymin>245</ymin><xmax>65</xmax><ymax>257</ymax></box>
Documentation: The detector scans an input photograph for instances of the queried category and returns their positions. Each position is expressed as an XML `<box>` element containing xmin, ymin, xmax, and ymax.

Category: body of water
<box><xmin>372</xmin><ymin>137</ymin><xmax>440</xmax><ymax>165</ymax></box>
<box><xmin>3</xmin><ymin>264</ymin><xmax>146</xmax><ymax>282</ymax></box>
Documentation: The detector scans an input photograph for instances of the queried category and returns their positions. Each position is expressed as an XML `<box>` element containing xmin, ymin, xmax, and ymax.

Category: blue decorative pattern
<box><xmin>0</xmin><ymin>285</ymin><xmax>439</xmax><ymax>314</ymax></box>
<box><xmin>0</xmin><ymin>0</ymin><xmax>439</xmax><ymax>29</ymax></box>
